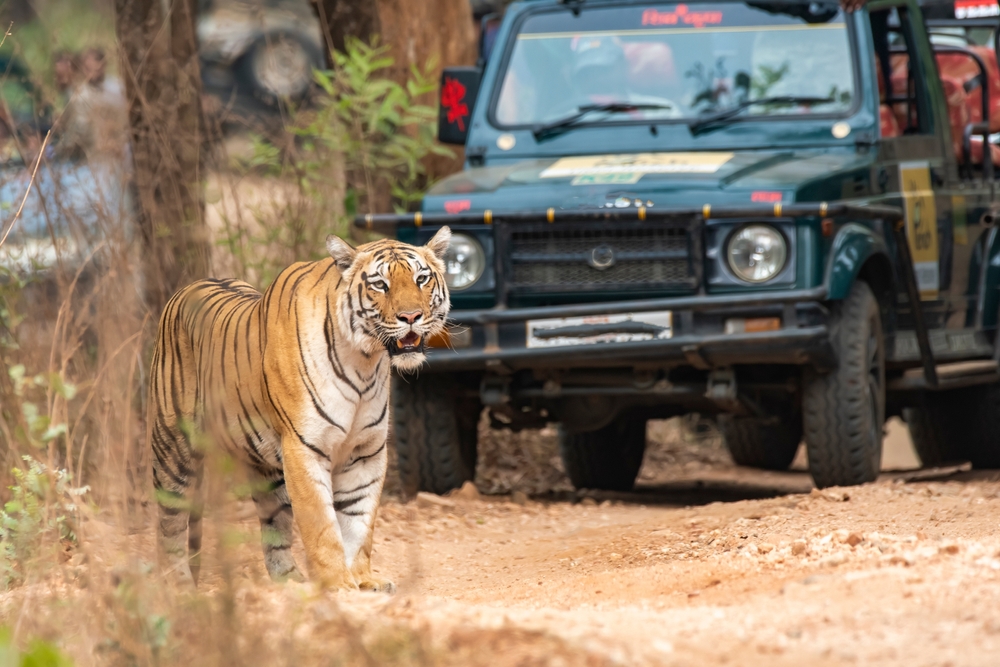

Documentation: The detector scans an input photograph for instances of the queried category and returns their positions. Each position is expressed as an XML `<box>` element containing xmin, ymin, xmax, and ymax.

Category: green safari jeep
<box><xmin>358</xmin><ymin>0</ymin><xmax>1000</xmax><ymax>493</ymax></box>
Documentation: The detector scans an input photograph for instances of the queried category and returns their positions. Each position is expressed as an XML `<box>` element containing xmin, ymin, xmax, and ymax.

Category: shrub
<box><xmin>0</xmin><ymin>456</ymin><xmax>88</xmax><ymax>589</ymax></box>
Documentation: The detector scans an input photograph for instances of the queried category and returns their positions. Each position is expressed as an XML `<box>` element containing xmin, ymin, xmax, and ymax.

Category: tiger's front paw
<box><xmin>357</xmin><ymin>577</ymin><xmax>396</xmax><ymax>594</ymax></box>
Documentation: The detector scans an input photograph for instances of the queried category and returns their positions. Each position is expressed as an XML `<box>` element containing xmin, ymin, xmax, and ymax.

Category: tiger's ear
<box><xmin>425</xmin><ymin>226</ymin><xmax>452</xmax><ymax>260</ymax></box>
<box><xmin>326</xmin><ymin>235</ymin><xmax>357</xmax><ymax>272</ymax></box>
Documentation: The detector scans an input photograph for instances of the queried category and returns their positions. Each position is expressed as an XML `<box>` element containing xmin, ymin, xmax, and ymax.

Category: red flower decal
<box><xmin>445</xmin><ymin>199</ymin><xmax>472</xmax><ymax>214</ymax></box>
<box><xmin>441</xmin><ymin>77</ymin><xmax>470</xmax><ymax>131</ymax></box>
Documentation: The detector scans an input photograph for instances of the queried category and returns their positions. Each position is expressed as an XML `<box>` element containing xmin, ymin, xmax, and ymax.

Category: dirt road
<box><xmin>200</xmin><ymin>419</ymin><xmax>1000</xmax><ymax>666</ymax></box>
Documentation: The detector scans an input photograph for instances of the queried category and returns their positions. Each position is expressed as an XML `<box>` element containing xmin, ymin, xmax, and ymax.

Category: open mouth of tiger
<box><xmin>387</xmin><ymin>331</ymin><xmax>425</xmax><ymax>357</ymax></box>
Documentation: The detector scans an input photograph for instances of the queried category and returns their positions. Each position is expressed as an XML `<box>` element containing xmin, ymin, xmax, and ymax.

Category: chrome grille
<box><xmin>505</xmin><ymin>224</ymin><xmax>694</xmax><ymax>293</ymax></box>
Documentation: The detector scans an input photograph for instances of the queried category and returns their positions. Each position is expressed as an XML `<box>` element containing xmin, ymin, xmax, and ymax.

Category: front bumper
<box><xmin>424</xmin><ymin>287</ymin><xmax>835</xmax><ymax>372</ymax></box>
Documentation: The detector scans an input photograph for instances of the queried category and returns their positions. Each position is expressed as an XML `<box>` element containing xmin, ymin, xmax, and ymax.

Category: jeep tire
<box><xmin>802</xmin><ymin>280</ymin><xmax>885</xmax><ymax>488</ymax></box>
<box><xmin>558</xmin><ymin>414</ymin><xmax>646</xmax><ymax>491</ymax></box>
<box><xmin>719</xmin><ymin>413</ymin><xmax>802</xmax><ymax>471</ymax></box>
<box><xmin>392</xmin><ymin>374</ymin><xmax>480</xmax><ymax>496</ymax></box>
<box><xmin>904</xmin><ymin>385</ymin><xmax>1000</xmax><ymax>469</ymax></box>
<box><xmin>903</xmin><ymin>395</ymin><xmax>966</xmax><ymax>467</ymax></box>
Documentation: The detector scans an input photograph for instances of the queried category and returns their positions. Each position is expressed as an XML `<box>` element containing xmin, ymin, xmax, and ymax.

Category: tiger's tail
<box><xmin>148</xmin><ymin>287</ymin><xmax>204</xmax><ymax>585</ymax></box>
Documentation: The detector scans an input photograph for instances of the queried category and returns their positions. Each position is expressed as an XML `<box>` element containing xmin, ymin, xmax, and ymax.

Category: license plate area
<box><xmin>526</xmin><ymin>310</ymin><xmax>673</xmax><ymax>349</ymax></box>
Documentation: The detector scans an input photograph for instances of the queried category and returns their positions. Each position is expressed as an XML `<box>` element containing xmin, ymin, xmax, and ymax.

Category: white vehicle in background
<box><xmin>0</xmin><ymin>56</ymin><xmax>133</xmax><ymax>280</ymax></box>
<box><xmin>197</xmin><ymin>0</ymin><xmax>325</xmax><ymax>109</ymax></box>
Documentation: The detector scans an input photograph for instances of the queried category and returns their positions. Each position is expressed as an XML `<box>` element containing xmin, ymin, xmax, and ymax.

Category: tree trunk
<box><xmin>115</xmin><ymin>0</ymin><xmax>211</xmax><ymax>319</ymax></box>
<box><xmin>114</xmin><ymin>0</ymin><xmax>210</xmax><ymax>513</ymax></box>
<box><xmin>310</xmin><ymin>0</ymin><xmax>477</xmax><ymax>194</ymax></box>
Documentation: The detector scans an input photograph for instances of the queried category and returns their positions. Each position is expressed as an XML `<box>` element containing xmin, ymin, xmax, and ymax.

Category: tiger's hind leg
<box><xmin>152</xmin><ymin>422</ymin><xmax>203</xmax><ymax>586</ymax></box>
<box><xmin>250</xmin><ymin>471</ymin><xmax>305</xmax><ymax>582</ymax></box>
<box><xmin>150</xmin><ymin>289</ymin><xmax>204</xmax><ymax>586</ymax></box>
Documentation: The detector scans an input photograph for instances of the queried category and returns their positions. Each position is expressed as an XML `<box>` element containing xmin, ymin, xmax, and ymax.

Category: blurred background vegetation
<box><xmin>0</xmin><ymin>0</ymin><xmax>496</xmax><ymax>662</ymax></box>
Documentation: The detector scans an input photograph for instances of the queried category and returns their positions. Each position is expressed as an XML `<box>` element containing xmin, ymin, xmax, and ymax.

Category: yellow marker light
<box><xmin>414</xmin><ymin>212</ymin><xmax>423</xmax><ymax>227</ymax></box>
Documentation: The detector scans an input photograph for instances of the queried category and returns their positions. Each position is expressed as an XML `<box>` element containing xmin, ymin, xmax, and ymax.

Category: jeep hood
<box><xmin>424</xmin><ymin>149</ymin><xmax>871</xmax><ymax>213</ymax></box>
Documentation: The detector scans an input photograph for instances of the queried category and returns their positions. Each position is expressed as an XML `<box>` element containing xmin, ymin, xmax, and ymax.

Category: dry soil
<box><xmin>202</xmin><ymin>418</ymin><xmax>1000</xmax><ymax>665</ymax></box>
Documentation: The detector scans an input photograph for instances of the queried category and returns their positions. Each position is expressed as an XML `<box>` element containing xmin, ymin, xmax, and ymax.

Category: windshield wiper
<box><xmin>688</xmin><ymin>96</ymin><xmax>835</xmax><ymax>134</ymax></box>
<box><xmin>532</xmin><ymin>102</ymin><xmax>676</xmax><ymax>141</ymax></box>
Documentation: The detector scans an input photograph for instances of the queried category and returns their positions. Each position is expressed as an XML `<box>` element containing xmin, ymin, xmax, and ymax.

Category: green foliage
<box><xmin>98</xmin><ymin>568</ymin><xmax>172</xmax><ymax>664</ymax></box>
<box><xmin>0</xmin><ymin>456</ymin><xmax>88</xmax><ymax>589</ymax></box>
<box><xmin>6</xmin><ymin>365</ymin><xmax>77</xmax><ymax>447</ymax></box>
<box><xmin>222</xmin><ymin>37</ymin><xmax>451</xmax><ymax>287</ymax></box>
<box><xmin>304</xmin><ymin>37</ymin><xmax>452</xmax><ymax>214</ymax></box>
<box><xmin>0</xmin><ymin>627</ymin><xmax>73</xmax><ymax>667</ymax></box>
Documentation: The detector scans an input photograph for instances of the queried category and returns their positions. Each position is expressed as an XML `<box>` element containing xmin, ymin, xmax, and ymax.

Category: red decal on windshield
<box><xmin>751</xmin><ymin>191</ymin><xmax>783</xmax><ymax>203</ymax></box>
<box><xmin>642</xmin><ymin>5</ymin><xmax>723</xmax><ymax>28</ymax></box>
<box><xmin>445</xmin><ymin>199</ymin><xmax>472</xmax><ymax>214</ymax></box>
<box><xmin>442</xmin><ymin>77</ymin><xmax>470</xmax><ymax>131</ymax></box>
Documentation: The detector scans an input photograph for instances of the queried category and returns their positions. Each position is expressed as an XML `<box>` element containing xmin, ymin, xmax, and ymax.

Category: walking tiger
<box><xmin>147</xmin><ymin>227</ymin><xmax>452</xmax><ymax>590</ymax></box>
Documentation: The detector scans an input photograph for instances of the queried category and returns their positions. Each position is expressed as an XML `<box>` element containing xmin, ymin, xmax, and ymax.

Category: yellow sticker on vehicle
<box><xmin>900</xmin><ymin>161</ymin><xmax>939</xmax><ymax>300</ymax></box>
<box><xmin>541</xmin><ymin>152</ymin><xmax>734</xmax><ymax>182</ymax></box>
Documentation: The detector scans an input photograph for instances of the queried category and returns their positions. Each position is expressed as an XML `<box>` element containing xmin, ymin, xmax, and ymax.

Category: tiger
<box><xmin>147</xmin><ymin>227</ymin><xmax>452</xmax><ymax>591</ymax></box>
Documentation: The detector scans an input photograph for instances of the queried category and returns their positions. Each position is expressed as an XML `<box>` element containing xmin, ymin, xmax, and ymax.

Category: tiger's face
<box><xmin>327</xmin><ymin>227</ymin><xmax>452</xmax><ymax>372</ymax></box>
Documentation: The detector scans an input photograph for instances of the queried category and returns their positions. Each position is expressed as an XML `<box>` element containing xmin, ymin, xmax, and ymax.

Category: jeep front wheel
<box><xmin>802</xmin><ymin>280</ymin><xmax>885</xmax><ymax>488</ymax></box>
<box><xmin>558</xmin><ymin>414</ymin><xmax>646</xmax><ymax>491</ymax></box>
<box><xmin>391</xmin><ymin>374</ymin><xmax>480</xmax><ymax>496</ymax></box>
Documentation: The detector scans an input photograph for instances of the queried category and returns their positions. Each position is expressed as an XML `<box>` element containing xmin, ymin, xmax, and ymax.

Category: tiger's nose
<box><xmin>397</xmin><ymin>311</ymin><xmax>422</xmax><ymax>325</ymax></box>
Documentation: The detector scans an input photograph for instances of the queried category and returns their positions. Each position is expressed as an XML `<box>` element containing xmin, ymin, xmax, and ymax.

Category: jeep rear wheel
<box><xmin>558</xmin><ymin>414</ymin><xmax>646</xmax><ymax>491</ymax></box>
<box><xmin>719</xmin><ymin>413</ymin><xmax>802</xmax><ymax>471</ymax></box>
<box><xmin>391</xmin><ymin>374</ymin><xmax>480</xmax><ymax>496</ymax></box>
<box><xmin>903</xmin><ymin>394</ymin><xmax>968</xmax><ymax>468</ymax></box>
<box><xmin>908</xmin><ymin>385</ymin><xmax>1000</xmax><ymax>469</ymax></box>
<box><xmin>962</xmin><ymin>383</ymin><xmax>1000</xmax><ymax>468</ymax></box>
<box><xmin>802</xmin><ymin>281</ymin><xmax>885</xmax><ymax>488</ymax></box>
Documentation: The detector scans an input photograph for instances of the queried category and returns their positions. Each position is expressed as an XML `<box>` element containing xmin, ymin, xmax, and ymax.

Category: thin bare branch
<box><xmin>0</xmin><ymin>130</ymin><xmax>53</xmax><ymax>250</ymax></box>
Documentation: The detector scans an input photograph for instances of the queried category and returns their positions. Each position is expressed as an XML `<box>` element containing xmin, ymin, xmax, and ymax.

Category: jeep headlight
<box><xmin>727</xmin><ymin>225</ymin><xmax>787</xmax><ymax>284</ymax></box>
<box><xmin>443</xmin><ymin>233</ymin><xmax>485</xmax><ymax>290</ymax></box>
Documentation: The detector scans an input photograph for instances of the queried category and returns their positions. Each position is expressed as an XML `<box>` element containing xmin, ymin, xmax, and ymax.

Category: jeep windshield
<box><xmin>494</xmin><ymin>1</ymin><xmax>855</xmax><ymax>128</ymax></box>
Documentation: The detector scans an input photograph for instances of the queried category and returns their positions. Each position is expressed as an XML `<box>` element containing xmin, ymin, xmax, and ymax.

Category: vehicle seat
<box><xmin>889</xmin><ymin>53</ymin><xmax>917</xmax><ymax>132</ymax></box>
<box><xmin>935</xmin><ymin>46</ymin><xmax>1000</xmax><ymax>133</ymax></box>
<box><xmin>940</xmin><ymin>73</ymin><xmax>972</xmax><ymax>160</ymax></box>
<box><xmin>875</xmin><ymin>58</ymin><xmax>901</xmax><ymax>138</ymax></box>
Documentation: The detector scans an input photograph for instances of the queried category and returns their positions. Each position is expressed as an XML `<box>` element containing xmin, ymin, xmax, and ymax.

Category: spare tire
<box><xmin>237</xmin><ymin>32</ymin><xmax>322</xmax><ymax>106</ymax></box>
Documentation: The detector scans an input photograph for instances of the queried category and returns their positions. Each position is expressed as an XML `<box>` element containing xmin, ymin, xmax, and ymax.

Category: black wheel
<box><xmin>719</xmin><ymin>413</ymin><xmax>802</xmax><ymax>471</ymax></box>
<box><xmin>558</xmin><ymin>414</ymin><xmax>646</xmax><ymax>491</ymax></box>
<box><xmin>903</xmin><ymin>394</ymin><xmax>968</xmax><ymax>467</ymax></box>
<box><xmin>802</xmin><ymin>280</ymin><xmax>885</xmax><ymax>488</ymax></box>
<box><xmin>909</xmin><ymin>385</ymin><xmax>1000</xmax><ymax>469</ymax></box>
<box><xmin>391</xmin><ymin>374</ymin><xmax>480</xmax><ymax>496</ymax></box>
<box><xmin>963</xmin><ymin>383</ymin><xmax>1000</xmax><ymax>468</ymax></box>
<box><xmin>237</xmin><ymin>32</ymin><xmax>322</xmax><ymax>106</ymax></box>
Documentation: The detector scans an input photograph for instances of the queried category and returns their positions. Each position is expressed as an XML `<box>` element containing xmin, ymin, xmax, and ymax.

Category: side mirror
<box><xmin>438</xmin><ymin>67</ymin><xmax>482</xmax><ymax>146</ymax></box>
